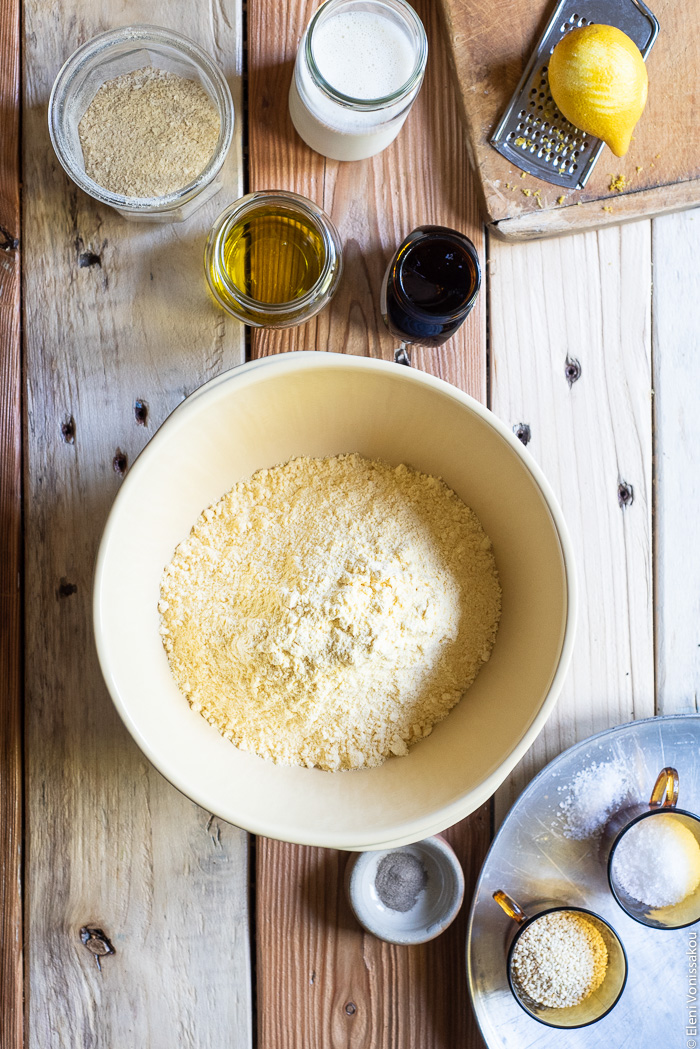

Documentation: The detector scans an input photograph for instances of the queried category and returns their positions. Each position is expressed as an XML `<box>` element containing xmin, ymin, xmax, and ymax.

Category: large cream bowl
<box><xmin>94</xmin><ymin>352</ymin><xmax>576</xmax><ymax>850</ymax></box>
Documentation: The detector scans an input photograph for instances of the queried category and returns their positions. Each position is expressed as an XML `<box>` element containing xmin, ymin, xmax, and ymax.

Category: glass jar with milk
<box><xmin>289</xmin><ymin>0</ymin><xmax>428</xmax><ymax>161</ymax></box>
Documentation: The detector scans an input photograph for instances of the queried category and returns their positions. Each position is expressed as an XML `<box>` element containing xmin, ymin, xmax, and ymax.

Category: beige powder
<box><xmin>78</xmin><ymin>67</ymin><xmax>220</xmax><ymax>198</ymax></box>
<box><xmin>159</xmin><ymin>454</ymin><xmax>501</xmax><ymax>771</ymax></box>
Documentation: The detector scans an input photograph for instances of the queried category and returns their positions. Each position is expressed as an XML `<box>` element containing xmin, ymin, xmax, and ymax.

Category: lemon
<box><xmin>548</xmin><ymin>24</ymin><xmax>648</xmax><ymax>157</ymax></box>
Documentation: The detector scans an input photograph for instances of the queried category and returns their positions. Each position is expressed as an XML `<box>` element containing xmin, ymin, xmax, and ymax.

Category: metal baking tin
<box><xmin>467</xmin><ymin>715</ymin><xmax>700</xmax><ymax>1047</ymax></box>
<box><xmin>490</xmin><ymin>0</ymin><xmax>660</xmax><ymax>189</ymax></box>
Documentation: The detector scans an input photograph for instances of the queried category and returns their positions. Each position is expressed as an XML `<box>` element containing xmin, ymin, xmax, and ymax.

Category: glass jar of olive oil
<box><xmin>205</xmin><ymin>190</ymin><xmax>343</xmax><ymax>327</ymax></box>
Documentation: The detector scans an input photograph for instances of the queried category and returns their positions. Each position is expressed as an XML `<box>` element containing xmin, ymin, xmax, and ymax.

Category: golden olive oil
<box><xmin>205</xmin><ymin>191</ymin><xmax>342</xmax><ymax>328</ymax></box>
<box><xmin>213</xmin><ymin>204</ymin><xmax>325</xmax><ymax>313</ymax></box>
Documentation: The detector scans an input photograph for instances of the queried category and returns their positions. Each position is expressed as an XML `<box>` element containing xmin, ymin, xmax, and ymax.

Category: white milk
<box><xmin>289</xmin><ymin>4</ymin><xmax>426</xmax><ymax>162</ymax></box>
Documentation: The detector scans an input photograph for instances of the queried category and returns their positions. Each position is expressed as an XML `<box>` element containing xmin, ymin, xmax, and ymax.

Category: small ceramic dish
<box><xmin>345</xmin><ymin>835</ymin><xmax>465</xmax><ymax>944</ymax></box>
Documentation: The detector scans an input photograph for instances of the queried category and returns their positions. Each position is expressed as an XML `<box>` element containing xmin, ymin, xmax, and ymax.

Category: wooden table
<box><xmin>2</xmin><ymin>1</ymin><xmax>698</xmax><ymax>1046</ymax></box>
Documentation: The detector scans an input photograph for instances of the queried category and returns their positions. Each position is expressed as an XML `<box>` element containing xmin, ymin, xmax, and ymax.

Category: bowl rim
<box><xmin>93</xmin><ymin>351</ymin><xmax>578</xmax><ymax>849</ymax></box>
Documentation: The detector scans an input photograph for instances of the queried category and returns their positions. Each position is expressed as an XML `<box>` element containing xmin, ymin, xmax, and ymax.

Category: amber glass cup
<box><xmin>606</xmin><ymin>767</ymin><xmax>700</xmax><ymax>930</ymax></box>
<box><xmin>493</xmin><ymin>891</ymin><xmax>627</xmax><ymax>1029</ymax></box>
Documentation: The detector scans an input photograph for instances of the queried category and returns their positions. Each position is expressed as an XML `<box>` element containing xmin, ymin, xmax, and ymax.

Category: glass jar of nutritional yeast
<box><xmin>204</xmin><ymin>191</ymin><xmax>343</xmax><ymax>327</ymax></box>
<box><xmin>289</xmin><ymin>0</ymin><xmax>428</xmax><ymax>161</ymax></box>
<box><xmin>49</xmin><ymin>25</ymin><xmax>234</xmax><ymax>223</ymax></box>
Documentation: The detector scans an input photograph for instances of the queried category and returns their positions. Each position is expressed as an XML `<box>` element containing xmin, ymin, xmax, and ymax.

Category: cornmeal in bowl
<box><xmin>159</xmin><ymin>453</ymin><xmax>501</xmax><ymax>771</ymax></box>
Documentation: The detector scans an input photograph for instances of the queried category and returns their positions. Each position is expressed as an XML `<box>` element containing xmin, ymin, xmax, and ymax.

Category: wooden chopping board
<box><xmin>438</xmin><ymin>0</ymin><xmax>700</xmax><ymax>238</ymax></box>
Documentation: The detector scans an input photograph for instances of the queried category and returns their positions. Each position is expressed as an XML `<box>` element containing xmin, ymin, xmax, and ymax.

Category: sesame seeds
<box><xmin>511</xmin><ymin>911</ymin><xmax>608</xmax><ymax>1009</ymax></box>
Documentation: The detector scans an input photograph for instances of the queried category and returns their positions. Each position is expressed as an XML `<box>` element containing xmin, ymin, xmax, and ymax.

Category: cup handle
<box><xmin>493</xmin><ymin>890</ymin><xmax>528</xmax><ymax>925</ymax></box>
<box><xmin>649</xmin><ymin>766</ymin><xmax>679</xmax><ymax>808</ymax></box>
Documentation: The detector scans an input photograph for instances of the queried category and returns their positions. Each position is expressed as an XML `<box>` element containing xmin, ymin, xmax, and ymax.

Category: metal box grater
<box><xmin>490</xmin><ymin>0</ymin><xmax>659</xmax><ymax>189</ymax></box>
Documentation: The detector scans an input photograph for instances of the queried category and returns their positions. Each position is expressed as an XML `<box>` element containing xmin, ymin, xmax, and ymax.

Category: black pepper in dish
<box><xmin>374</xmin><ymin>851</ymin><xmax>428</xmax><ymax>912</ymax></box>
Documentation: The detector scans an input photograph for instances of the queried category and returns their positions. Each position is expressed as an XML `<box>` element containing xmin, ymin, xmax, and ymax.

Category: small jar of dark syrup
<box><xmin>380</xmin><ymin>225</ymin><xmax>481</xmax><ymax>363</ymax></box>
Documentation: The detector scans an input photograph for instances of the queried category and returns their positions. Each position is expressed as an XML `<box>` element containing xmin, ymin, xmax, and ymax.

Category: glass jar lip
<box><xmin>392</xmin><ymin>230</ymin><xmax>481</xmax><ymax>322</ymax></box>
<box><xmin>304</xmin><ymin>0</ymin><xmax>427</xmax><ymax>111</ymax></box>
<box><xmin>206</xmin><ymin>190</ymin><xmax>343</xmax><ymax>316</ymax></box>
<box><xmin>48</xmin><ymin>24</ymin><xmax>234</xmax><ymax>212</ymax></box>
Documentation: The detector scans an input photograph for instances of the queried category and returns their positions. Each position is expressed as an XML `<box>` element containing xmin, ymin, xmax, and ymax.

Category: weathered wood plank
<box><xmin>489</xmin><ymin>222</ymin><xmax>655</xmax><ymax>822</ymax></box>
<box><xmin>248</xmin><ymin>0</ymin><xmax>490</xmax><ymax>1046</ymax></box>
<box><xmin>23</xmin><ymin>3</ymin><xmax>252</xmax><ymax>1047</ymax></box>
<box><xmin>0</xmin><ymin>0</ymin><xmax>22</xmax><ymax>1044</ymax></box>
<box><xmin>257</xmin><ymin>808</ymin><xmax>491</xmax><ymax>1049</ymax></box>
<box><xmin>653</xmin><ymin>210</ymin><xmax>700</xmax><ymax>715</ymax></box>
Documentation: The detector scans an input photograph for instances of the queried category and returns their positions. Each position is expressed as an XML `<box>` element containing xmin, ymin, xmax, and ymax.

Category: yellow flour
<box><xmin>159</xmin><ymin>454</ymin><xmax>501</xmax><ymax>771</ymax></box>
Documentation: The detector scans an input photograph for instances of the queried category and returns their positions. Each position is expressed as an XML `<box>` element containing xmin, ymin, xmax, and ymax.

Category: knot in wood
<box><xmin>0</xmin><ymin>225</ymin><xmax>19</xmax><ymax>252</ymax></box>
<box><xmin>78</xmin><ymin>251</ymin><xmax>102</xmax><ymax>268</ymax></box>
<box><xmin>617</xmin><ymin>481</ymin><xmax>634</xmax><ymax>508</ymax></box>
<box><xmin>513</xmin><ymin>422</ymin><xmax>531</xmax><ymax>446</ymax></box>
<box><xmin>57</xmin><ymin>578</ymin><xmax>78</xmax><ymax>599</ymax></box>
<box><xmin>134</xmin><ymin>399</ymin><xmax>149</xmax><ymax>425</ymax></box>
<box><xmin>113</xmin><ymin>449</ymin><xmax>128</xmax><ymax>476</ymax></box>
<box><xmin>61</xmin><ymin>416</ymin><xmax>76</xmax><ymax>444</ymax></box>
<box><xmin>80</xmin><ymin>927</ymin><xmax>115</xmax><ymax>970</ymax></box>
<box><xmin>564</xmin><ymin>355</ymin><xmax>581</xmax><ymax>387</ymax></box>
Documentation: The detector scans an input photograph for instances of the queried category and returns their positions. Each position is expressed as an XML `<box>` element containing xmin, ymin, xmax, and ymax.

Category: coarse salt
<box><xmin>611</xmin><ymin>814</ymin><xmax>700</xmax><ymax>908</ymax></box>
<box><xmin>558</xmin><ymin>760</ymin><xmax>631</xmax><ymax>840</ymax></box>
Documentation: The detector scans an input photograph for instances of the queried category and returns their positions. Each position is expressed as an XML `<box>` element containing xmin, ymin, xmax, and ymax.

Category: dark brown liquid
<box><xmin>382</xmin><ymin>226</ymin><xmax>481</xmax><ymax>347</ymax></box>
<box><xmin>400</xmin><ymin>237</ymin><xmax>478</xmax><ymax>313</ymax></box>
